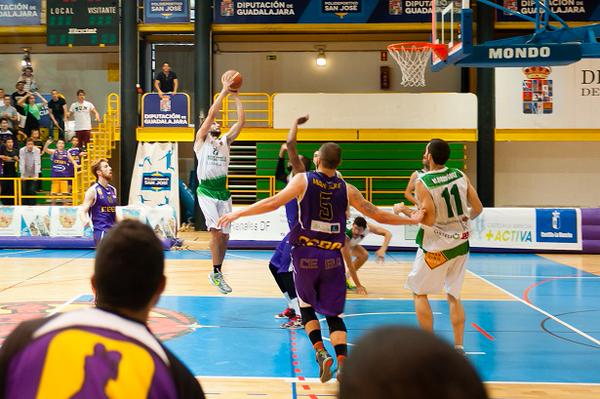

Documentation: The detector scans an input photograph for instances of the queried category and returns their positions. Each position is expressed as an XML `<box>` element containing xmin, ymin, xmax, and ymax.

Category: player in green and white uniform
<box><xmin>395</xmin><ymin>139</ymin><xmax>482</xmax><ymax>355</ymax></box>
<box><xmin>194</xmin><ymin>76</ymin><xmax>245</xmax><ymax>294</ymax></box>
<box><xmin>342</xmin><ymin>216</ymin><xmax>392</xmax><ymax>294</ymax></box>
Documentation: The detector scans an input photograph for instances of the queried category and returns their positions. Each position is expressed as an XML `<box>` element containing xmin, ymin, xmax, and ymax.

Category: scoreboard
<box><xmin>47</xmin><ymin>0</ymin><xmax>119</xmax><ymax>47</ymax></box>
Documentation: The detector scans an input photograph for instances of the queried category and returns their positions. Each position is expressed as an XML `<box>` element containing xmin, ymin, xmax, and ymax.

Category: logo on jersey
<box><xmin>522</xmin><ymin>66</ymin><xmax>553</xmax><ymax>114</ymax></box>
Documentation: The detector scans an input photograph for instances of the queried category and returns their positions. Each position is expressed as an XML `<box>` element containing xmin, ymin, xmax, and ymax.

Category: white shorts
<box><xmin>197</xmin><ymin>194</ymin><xmax>232</xmax><ymax>234</ymax></box>
<box><xmin>405</xmin><ymin>248</ymin><xmax>468</xmax><ymax>299</ymax></box>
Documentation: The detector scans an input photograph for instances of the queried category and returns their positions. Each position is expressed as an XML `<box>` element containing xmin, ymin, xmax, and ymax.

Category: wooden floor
<box><xmin>0</xmin><ymin>234</ymin><xmax>598</xmax><ymax>399</ymax></box>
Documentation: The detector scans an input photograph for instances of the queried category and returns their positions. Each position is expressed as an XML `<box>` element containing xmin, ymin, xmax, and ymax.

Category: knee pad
<box><xmin>300</xmin><ymin>307</ymin><xmax>318</xmax><ymax>326</ymax></box>
<box><xmin>325</xmin><ymin>316</ymin><xmax>347</xmax><ymax>333</ymax></box>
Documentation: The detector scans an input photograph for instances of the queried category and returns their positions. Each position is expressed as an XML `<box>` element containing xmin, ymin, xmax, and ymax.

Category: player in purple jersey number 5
<box><xmin>219</xmin><ymin>142</ymin><xmax>424</xmax><ymax>383</ymax></box>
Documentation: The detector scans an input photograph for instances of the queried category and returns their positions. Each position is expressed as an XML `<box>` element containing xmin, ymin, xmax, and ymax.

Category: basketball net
<box><xmin>387</xmin><ymin>43</ymin><xmax>447</xmax><ymax>87</ymax></box>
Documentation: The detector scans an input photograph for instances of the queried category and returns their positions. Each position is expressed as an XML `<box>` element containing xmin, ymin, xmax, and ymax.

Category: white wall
<box><xmin>214</xmin><ymin>50</ymin><xmax>461</xmax><ymax>93</ymax></box>
<box><xmin>495</xmin><ymin>142</ymin><xmax>600</xmax><ymax>207</ymax></box>
<box><xmin>273</xmin><ymin>93</ymin><xmax>477</xmax><ymax>129</ymax></box>
<box><xmin>0</xmin><ymin>52</ymin><xmax>119</xmax><ymax>116</ymax></box>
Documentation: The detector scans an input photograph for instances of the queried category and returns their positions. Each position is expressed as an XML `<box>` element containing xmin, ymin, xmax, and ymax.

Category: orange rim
<box><xmin>387</xmin><ymin>42</ymin><xmax>448</xmax><ymax>61</ymax></box>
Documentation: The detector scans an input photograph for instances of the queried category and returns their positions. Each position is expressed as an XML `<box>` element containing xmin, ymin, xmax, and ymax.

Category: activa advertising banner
<box><xmin>496</xmin><ymin>59</ymin><xmax>600</xmax><ymax>128</ymax></box>
<box><xmin>128</xmin><ymin>142</ymin><xmax>180</xmax><ymax>223</ymax></box>
<box><xmin>141</xmin><ymin>93</ymin><xmax>190</xmax><ymax>127</ymax></box>
<box><xmin>229</xmin><ymin>207</ymin><xmax>583</xmax><ymax>251</ymax></box>
<box><xmin>214</xmin><ymin>0</ymin><xmax>434</xmax><ymax>24</ymax></box>
<box><xmin>497</xmin><ymin>0</ymin><xmax>600</xmax><ymax>22</ymax></box>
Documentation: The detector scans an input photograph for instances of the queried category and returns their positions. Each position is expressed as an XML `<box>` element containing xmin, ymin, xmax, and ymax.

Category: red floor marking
<box><xmin>471</xmin><ymin>322</ymin><xmax>495</xmax><ymax>341</ymax></box>
<box><xmin>522</xmin><ymin>276</ymin><xmax>561</xmax><ymax>304</ymax></box>
<box><xmin>293</xmin><ymin>361</ymin><xmax>299</xmax><ymax>366</ymax></box>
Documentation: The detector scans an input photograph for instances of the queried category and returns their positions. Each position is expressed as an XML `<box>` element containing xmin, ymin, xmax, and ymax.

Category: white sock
<box><xmin>290</xmin><ymin>297</ymin><xmax>301</xmax><ymax>316</ymax></box>
<box><xmin>455</xmin><ymin>345</ymin><xmax>464</xmax><ymax>350</ymax></box>
<box><xmin>283</xmin><ymin>292</ymin><xmax>291</xmax><ymax>307</ymax></box>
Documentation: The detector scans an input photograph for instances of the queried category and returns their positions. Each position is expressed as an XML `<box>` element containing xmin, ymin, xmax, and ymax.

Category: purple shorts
<box><xmin>93</xmin><ymin>229</ymin><xmax>106</xmax><ymax>246</ymax></box>
<box><xmin>292</xmin><ymin>246</ymin><xmax>346</xmax><ymax>317</ymax></box>
<box><xmin>270</xmin><ymin>232</ymin><xmax>293</xmax><ymax>273</ymax></box>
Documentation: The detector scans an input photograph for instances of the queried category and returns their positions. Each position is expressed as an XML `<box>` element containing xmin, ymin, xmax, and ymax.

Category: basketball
<box><xmin>222</xmin><ymin>70</ymin><xmax>243</xmax><ymax>91</ymax></box>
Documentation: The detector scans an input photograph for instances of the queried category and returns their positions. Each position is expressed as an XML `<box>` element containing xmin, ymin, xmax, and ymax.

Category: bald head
<box><xmin>318</xmin><ymin>142</ymin><xmax>341</xmax><ymax>170</ymax></box>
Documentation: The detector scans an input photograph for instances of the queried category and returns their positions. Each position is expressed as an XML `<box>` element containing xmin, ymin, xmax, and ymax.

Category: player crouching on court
<box><xmin>394</xmin><ymin>139</ymin><xmax>483</xmax><ymax>355</ymax></box>
<box><xmin>342</xmin><ymin>216</ymin><xmax>392</xmax><ymax>294</ymax></box>
<box><xmin>218</xmin><ymin>142</ymin><xmax>423</xmax><ymax>383</ymax></box>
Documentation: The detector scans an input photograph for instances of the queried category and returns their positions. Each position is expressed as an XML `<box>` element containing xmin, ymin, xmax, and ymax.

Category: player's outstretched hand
<box><xmin>218</xmin><ymin>212</ymin><xmax>239</xmax><ymax>228</ymax></box>
<box><xmin>393</xmin><ymin>202</ymin><xmax>406</xmax><ymax>215</ymax></box>
<box><xmin>296</xmin><ymin>114</ymin><xmax>309</xmax><ymax>125</ymax></box>
<box><xmin>356</xmin><ymin>285</ymin><xmax>368</xmax><ymax>295</ymax></box>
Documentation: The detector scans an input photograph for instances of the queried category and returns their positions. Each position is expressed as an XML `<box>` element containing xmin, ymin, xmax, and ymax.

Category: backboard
<box><xmin>432</xmin><ymin>0</ymin><xmax>473</xmax><ymax>71</ymax></box>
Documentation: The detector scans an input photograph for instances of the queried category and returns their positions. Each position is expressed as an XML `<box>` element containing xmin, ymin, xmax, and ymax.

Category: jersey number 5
<box><xmin>441</xmin><ymin>184</ymin><xmax>464</xmax><ymax>218</ymax></box>
<box><xmin>319</xmin><ymin>192</ymin><xmax>333</xmax><ymax>221</ymax></box>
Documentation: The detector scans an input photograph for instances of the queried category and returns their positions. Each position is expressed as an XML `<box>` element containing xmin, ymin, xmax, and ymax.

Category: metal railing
<box><xmin>214</xmin><ymin>93</ymin><xmax>273</xmax><ymax>128</ymax></box>
<box><xmin>226</xmin><ymin>175</ymin><xmax>275</xmax><ymax>197</ymax></box>
<box><xmin>0</xmin><ymin>176</ymin><xmax>80</xmax><ymax>205</ymax></box>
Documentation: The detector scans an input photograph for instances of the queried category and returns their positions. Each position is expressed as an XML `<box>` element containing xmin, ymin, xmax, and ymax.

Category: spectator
<box><xmin>18</xmin><ymin>66</ymin><xmax>38</xmax><ymax>93</ymax></box>
<box><xmin>0</xmin><ymin>95</ymin><xmax>19</xmax><ymax>131</ymax></box>
<box><xmin>67</xmin><ymin>136</ymin><xmax>85</xmax><ymax>167</ymax></box>
<box><xmin>30</xmin><ymin>129</ymin><xmax>43</xmax><ymax>192</ymax></box>
<box><xmin>0</xmin><ymin>118</ymin><xmax>15</xmax><ymax>144</ymax></box>
<box><xmin>68</xmin><ymin>89</ymin><xmax>100</xmax><ymax>147</ymax></box>
<box><xmin>18</xmin><ymin>138</ymin><xmax>41</xmax><ymax>206</ymax></box>
<box><xmin>154</xmin><ymin>62</ymin><xmax>179</xmax><ymax>97</ymax></box>
<box><xmin>47</xmin><ymin>89</ymin><xmax>67</xmax><ymax>140</ymax></box>
<box><xmin>338</xmin><ymin>326</ymin><xmax>489</xmax><ymax>399</ymax></box>
<box><xmin>17</xmin><ymin>92</ymin><xmax>47</xmax><ymax>137</ymax></box>
<box><xmin>10</xmin><ymin>81</ymin><xmax>27</xmax><ymax>116</ymax></box>
<box><xmin>43</xmin><ymin>138</ymin><xmax>76</xmax><ymax>205</ymax></box>
<box><xmin>0</xmin><ymin>138</ymin><xmax>19</xmax><ymax>206</ymax></box>
<box><xmin>0</xmin><ymin>89</ymin><xmax>3</xmax><ymax>99</ymax></box>
<box><xmin>0</xmin><ymin>220</ymin><xmax>206</xmax><ymax>398</ymax></box>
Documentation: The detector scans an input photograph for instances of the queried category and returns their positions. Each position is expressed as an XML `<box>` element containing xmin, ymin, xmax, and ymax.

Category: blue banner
<box><xmin>144</xmin><ymin>0</ymin><xmax>189</xmax><ymax>23</ymax></box>
<box><xmin>0</xmin><ymin>0</ymin><xmax>41</xmax><ymax>26</ymax></box>
<box><xmin>497</xmin><ymin>0</ymin><xmax>600</xmax><ymax>22</ymax></box>
<box><xmin>142</xmin><ymin>93</ymin><xmax>190</xmax><ymax>128</ymax></box>
<box><xmin>536</xmin><ymin>209</ymin><xmax>578</xmax><ymax>244</ymax></box>
<box><xmin>214</xmin><ymin>0</ymin><xmax>432</xmax><ymax>23</ymax></box>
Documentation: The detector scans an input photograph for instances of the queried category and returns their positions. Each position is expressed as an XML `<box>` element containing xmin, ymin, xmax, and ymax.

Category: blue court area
<box><xmin>2</xmin><ymin>249</ymin><xmax>599</xmax><ymax>383</ymax></box>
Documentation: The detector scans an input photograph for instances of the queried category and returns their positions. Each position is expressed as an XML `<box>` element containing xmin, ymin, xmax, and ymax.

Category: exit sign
<box><xmin>47</xmin><ymin>0</ymin><xmax>119</xmax><ymax>47</ymax></box>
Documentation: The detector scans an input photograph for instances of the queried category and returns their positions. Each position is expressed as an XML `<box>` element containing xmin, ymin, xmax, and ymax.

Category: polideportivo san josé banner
<box><xmin>229</xmin><ymin>207</ymin><xmax>583</xmax><ymax>251</ymax></box>
<box><xmin>144</xmin><ymin>0</ymin><xmax>189</xmax><ymax>23</ymax></box>
<box><xmin>497</xmin><ymin>0</ymin><xmax>600</xmax><ymax>22</ymax></box>
<box><xmin>214</xmin><ymin>0</ymin><xmax>434</xmax><ymax>24</ymax></box>
<box><xmin>0</xmin><ymin>205</ymin><xmax>177</xmax><ymax>241</ymax></box>
<box><xmin>495</xmin><ymin>59</ymin><xmax>600</xmax><ymax>128</ymax></box>
<box><xmin>128</xmin><ymin>142</ymin><xmax>180</xmax><ymax>224</ymax></box>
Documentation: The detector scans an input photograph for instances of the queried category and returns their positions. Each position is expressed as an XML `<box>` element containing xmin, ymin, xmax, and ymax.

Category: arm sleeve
<box><xmin>275</xmin><ymin>157</ymin><xmax>287</xmax><ymax>184</ymax></box>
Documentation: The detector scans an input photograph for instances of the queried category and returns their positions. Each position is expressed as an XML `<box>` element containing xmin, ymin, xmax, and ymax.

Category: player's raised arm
<box><xmin>194</xmin><ymin>77</ymin><xmax>234</xmax><ymax>150</ymax></box>
<box><xmin>225</xmin><ymin>93</ymin><xmax>246</xmax><ymax>145</ymax></box>
<box><xmin>348</xmin><ymin>184</ymin><xmax>423</xmax><ymax>225</ymax></box>
<box><xmin>286</xmin><ymin>115</ymin><xmax>309</xmax><ymax>174</ymax></box>
<box><xmin>218</xmin><ymin>173</ymin><xmax>307</xmax><ymax>227</ymax></box>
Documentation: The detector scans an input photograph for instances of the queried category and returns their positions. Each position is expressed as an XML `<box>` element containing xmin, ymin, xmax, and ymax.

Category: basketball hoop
<box><xmin>387</xmin><ymin>42</ymin><xmax>448</xmax><ymax>87</ymax></box>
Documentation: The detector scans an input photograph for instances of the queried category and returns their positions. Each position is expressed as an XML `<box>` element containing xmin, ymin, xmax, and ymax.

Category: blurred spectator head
<box><xmin>15</xmin><ymin>81</ymin><xmax>25</xmax><ymax>91</ymax></box>
<box><xmin>50</xmin><ymin>89</ymin><xmax>61</xmax><ymax>100</ymax></box>
<box><xmin>4</xmin><ymin>137</ymin><xmax>14</xmax><ymax>149</ymax></box>
<box><xmin>0</xmin><ymin>118</ymin><xmax>8</xmax><ymax>130</ymax></box>
<box><xmin>338</xmin><ymin>326</ymin><xmax>489</xmax><ymax>399</ymax></box>
<box><xmin>3</xmin><ymin>95</ymin><xmax>11</xmax><ymax>106</ymax></box>
<box><xmin>162</xmin><ymin>62</ymin><xmax>171</xmax><ymax>73</ymax></box>
<box><xmin>0</xmin><ymin>88</ymin><xmax>4</xmax><ymax>97</ymax></box>
<box><xmin>76</xmin><ymin>89</ymin><xmax>86</xmax><ymax>100</ymax></box>
<box><xmin>30</xmin><ymin>129</ymin><xmax>40</xmax><ymax>139</ymax></box>
<box><xmin>26</xmin><ymin>95</ymin><xmax>36</xmax><ymax>106</ymax></box>
<box><xmin>56</xmin><ymin>139</ymin><xmax>65</xmax><ymax>151</ymax></box>
<box><xmin>25</xmin><ymin>138</ymin><xmax>34</xmax><ymax>150</ymax></box>
<box><xmin>70</xmin><ymin>136</ymin><xmax>79</xmax><ymax>147</ymax></box>
<box><xmin>93</xmin><ymin>220</ymin><xmax>166</xmax><ymax>313</ymax></box>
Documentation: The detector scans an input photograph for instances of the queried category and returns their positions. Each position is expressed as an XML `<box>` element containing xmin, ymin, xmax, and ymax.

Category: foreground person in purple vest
<box><xmin>218</xmin><ymin>142</ymin><xmax>424</xmax><ymax>383</ymax></box>
<box><xmin>80</xmin><ymin>158</ymin><xmax>118</xmax><ymax>245</ymax></box>
<box><xmin>0</xmin><ymin>220</ymin><xmax>205</xmax><ymax>398</ymax></box>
